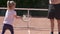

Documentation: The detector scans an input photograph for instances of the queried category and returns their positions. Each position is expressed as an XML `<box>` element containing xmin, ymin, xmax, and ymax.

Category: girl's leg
<box><xmin>1</xmin><ymin>24</ymin><xmax>7</xmax><ymax>34</ymax></box>
<box><xmin>8</xmin><ymin>25</ymin><xmax>14</xmax><ymax>34</ymax></box>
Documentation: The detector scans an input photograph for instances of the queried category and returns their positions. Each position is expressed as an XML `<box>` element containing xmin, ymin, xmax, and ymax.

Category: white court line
<box><xmin>28</xmin><ymin>29</ymin><xmax>30</xmax><ymax>34</ymax></box>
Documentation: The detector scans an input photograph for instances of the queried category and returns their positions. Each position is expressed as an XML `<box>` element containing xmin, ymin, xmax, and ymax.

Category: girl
<box><xmin>1</xmin><ymin>1</ymin><xmax>21</xmax><ymax>34</ymax></box>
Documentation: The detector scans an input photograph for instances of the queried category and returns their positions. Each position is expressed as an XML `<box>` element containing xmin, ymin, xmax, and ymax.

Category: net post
<box><xmin>27</xmin><ymin>10</ymin><xmax>30</xmax><ymax>34</ymax></box>
<box><xmin>27</xmin><ymin>10</ymin><xmax>30</xmax><ymax>17</ymax></box>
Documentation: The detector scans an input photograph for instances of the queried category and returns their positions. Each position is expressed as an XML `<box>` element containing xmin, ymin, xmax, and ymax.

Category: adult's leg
<box><xmin>48</xmin><ymin>4</ymin><xmax>55</xmax><ymax>34</ymax></box>
<box><xmin>57</xmin><ymin>20</ymin><xmax>60</xmax><ymax>34</ymax></box>
<box><xmin>50</xmin><ymin>19</ymin><xmax>54</xmax><ymax>34</ymax></box>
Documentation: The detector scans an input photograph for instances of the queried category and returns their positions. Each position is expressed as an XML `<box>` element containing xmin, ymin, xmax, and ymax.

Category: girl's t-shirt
<box><xmin>3</xmin><ymin>10</ymin><xmax>16</xmax><ymax>25</ymax></box>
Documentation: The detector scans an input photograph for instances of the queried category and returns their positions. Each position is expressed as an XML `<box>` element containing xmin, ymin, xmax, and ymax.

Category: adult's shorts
<box><xmin>48</xmin><ymin>4</ymin><xmax>60</xmax><ymax>19</ymax></box>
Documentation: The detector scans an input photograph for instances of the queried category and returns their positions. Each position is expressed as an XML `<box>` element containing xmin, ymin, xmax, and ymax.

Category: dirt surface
<box><xmin>0</xmin><ymin>16</ymin><xmax>58</xmax><ymax>34</ymax></box>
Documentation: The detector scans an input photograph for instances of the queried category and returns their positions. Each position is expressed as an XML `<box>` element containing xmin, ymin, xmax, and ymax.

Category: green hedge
<box><xmin>0</xmin><ymin>0</ymin><xmax>48</xmax><ymax>8</ymax></box>
<box><xmin>0</xmin><ymin>0</ymin><xmax>48</xmax><ymax>17</ymax></box>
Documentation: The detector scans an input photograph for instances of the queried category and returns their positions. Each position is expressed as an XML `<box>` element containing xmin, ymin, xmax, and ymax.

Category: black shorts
<box><xmin>2</xmin><ymin>24</ymin><xmax>14</xmax><ymax>34</ymax></box>
<box><xmin>48</xmin><ymin>4</ymin><xmax>60</xmax><ymax>19</ymax></box>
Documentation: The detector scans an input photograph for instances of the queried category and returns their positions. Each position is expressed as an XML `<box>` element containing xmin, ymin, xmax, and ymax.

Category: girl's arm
<box><xmin>14</xmin><ymin>11</ymin><xmax>22</xmax><ymax>19</ymax></box>
<box><xmin>14</xmin><ymin>15</ymin><xmax>22</xmax><ymax>19</ymax></box>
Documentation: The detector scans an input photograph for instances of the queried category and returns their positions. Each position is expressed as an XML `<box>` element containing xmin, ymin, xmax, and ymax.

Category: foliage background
<box><xmin>0</xmin><ymin>0</ymin><xmax>48</xmax><ymax>17</ymax></box>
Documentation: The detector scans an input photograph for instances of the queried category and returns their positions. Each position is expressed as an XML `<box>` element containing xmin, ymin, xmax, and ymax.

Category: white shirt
<box><xmin>3</xmin><ymin>10</ymin><xmax>16</xmax><ymax>25</ymax></box>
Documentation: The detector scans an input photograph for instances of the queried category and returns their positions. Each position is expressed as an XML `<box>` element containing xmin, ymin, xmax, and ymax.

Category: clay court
<box><xmin>0</xmin><ymin>16</ymin><xmax>58</xmax><ymax>34</ymax></box>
